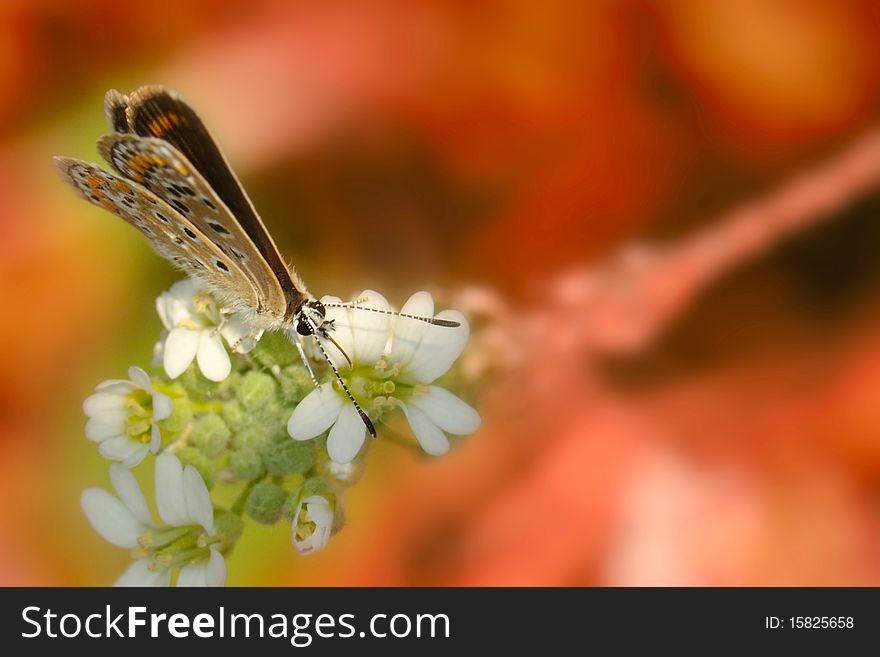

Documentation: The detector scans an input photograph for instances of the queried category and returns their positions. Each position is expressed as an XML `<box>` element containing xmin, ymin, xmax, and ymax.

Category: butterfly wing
<box><xmin>104</xmin><ymin>89</ymin><xmax>130</xmax><ymax>133</ymax></box>
<box><xmin>53</xmin><ymin>156</ymin><xmax>262</xmax><ymax>315</ymax></box>
<box><xmin>105</xmin><ymin>86</ymin><xmax>307</xmax><ymax>313</ymax></box>
<box><xmin>97</xmin><ymin>132</ymin><xmax>297</xmax><ymax>321</ymax></box>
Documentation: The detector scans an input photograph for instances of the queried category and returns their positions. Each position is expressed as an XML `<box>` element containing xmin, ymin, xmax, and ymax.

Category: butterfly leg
<box><xmin>210</xmin><ymin>313</ymin><xmax>228</xmax><ymax>340</ymax></box>
<box><xmin>213</xmin><ymin>308</ymin><xmax>262</xmax><ymax>352</ymax></box>
<box><xmin>293</xmin><ymin>334</ymin><xmax>320</xmax><ymax>387</ymax></box>
<box><xmin>228</xmin><ymin>332</ymin><xmax>261</xmax><ymax>353</ymax></box>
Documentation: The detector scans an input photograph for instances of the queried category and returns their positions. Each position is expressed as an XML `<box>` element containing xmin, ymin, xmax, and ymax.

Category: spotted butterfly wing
<box><xmin>53</xmin><ymin>156</ymin><xmax>260</xmax><ymax>312</ymax></box>
<box><xmin>58</xmin><ymin>86</ymin><xmax>381</xmax><ymax>439</ymax></box>
<box><xmin>103</xmin><ymin>86</ymin><xmax>307</xmax><ymax>322</ymax></box>
<box><xmin>96</xmin><ymin>132</ymin><xmax>297</xmax><ymax>323</ymax></box>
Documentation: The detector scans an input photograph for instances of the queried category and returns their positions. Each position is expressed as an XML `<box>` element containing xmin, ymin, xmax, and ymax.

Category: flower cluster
<box><xmin>80</xmin><ymin>279</ymin><xmax>479</xmax><ymax>586</ymax></box>
<box><xmin>84</xmin><ymin>366</ymin><xmax>172</xmax><ymax>467</ymax></box>
<box><xmin>288</xmin><ymin>290</ymin><xmax>480</xmax><ymax>463</ymax></box>
<box><xmin>81</xmin><ymin>455</ymin><xmax>228</xmax><ymax>586</ymax></box>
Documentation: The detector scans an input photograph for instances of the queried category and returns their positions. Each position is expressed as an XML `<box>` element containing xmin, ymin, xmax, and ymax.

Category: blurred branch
<box><xmin>570</xmin><ymin>127</ymin><xmax>880</xmax><ymax>355</ymax></box>
<box><xmin>459</xmin><ymin>127</ymin><xmax>880</xmax><ymax>377</ymax></box>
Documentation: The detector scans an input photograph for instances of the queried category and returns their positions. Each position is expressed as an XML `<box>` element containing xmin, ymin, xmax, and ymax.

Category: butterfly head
<box><xmin>295</xmin><ymin>299</ymin><xmax>329</xmax><ymax>337</ymax></box>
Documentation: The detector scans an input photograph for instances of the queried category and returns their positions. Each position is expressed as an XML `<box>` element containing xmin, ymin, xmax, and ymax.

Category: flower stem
<box><xmin>190</xmin><ymin>400</ymin><xmax>224</xmax><ymax>414</ymax></box>
<box><xmin>231</xmin><ymin>478</ymin><xmax>260</xmax><ymax>515</ymax></box>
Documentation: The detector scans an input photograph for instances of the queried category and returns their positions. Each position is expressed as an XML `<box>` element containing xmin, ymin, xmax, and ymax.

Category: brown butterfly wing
<box><xmin>54</xmin><ymin>156</ymin><xmax>261</xmax><ymax>314</ymax></box>
<box><xmin>104</xmin><ymin>89</ymin><xmax>130</xmax><ymax>133</ymax></box>
<box><xmin>97</xmin><ymin>132</ymin><xmax>298</xmax><ymax>321</ymax></box>
<box><xmin>105</xmin><ymin>86</ymin><xmax>307</xmax><ymax>316</ymax></box>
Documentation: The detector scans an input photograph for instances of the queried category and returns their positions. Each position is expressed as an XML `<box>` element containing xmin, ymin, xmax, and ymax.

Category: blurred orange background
<box><xmin>2</xmin><ymin>0</ymin><xmax>880</xmax><ymax>585</ymax></box>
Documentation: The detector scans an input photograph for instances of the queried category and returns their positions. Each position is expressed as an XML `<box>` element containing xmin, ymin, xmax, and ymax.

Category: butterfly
<box><xmin>54</xmin><ymin>85</ymin><xmax>458</xmax><ymax>437</ymax></box>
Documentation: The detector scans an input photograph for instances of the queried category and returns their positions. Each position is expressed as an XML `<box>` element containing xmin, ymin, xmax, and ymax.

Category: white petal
<box><xmin>305</xmin><ymin>496</ymin><xmax>333</xmax><ymax>528</ymax></box>
<box><xmin>327</xmin><ymin>403</ymin><xmax>367</xmax><ymax>464</ymax></box>
<box><xmin>154</xmin><ymin>453</ymin><xmax>188</xmax><ymax>526</ymax></box>
<box><xmin>149</xmin><ymin>423</ymin><xmax>161</xmax><ymax>453</ymax></box>
<box><xmin>163</xmin><ymin>328</ymin><xmax>199</xmax><ymax>379</ymax></box>
<box><xmin>295</xmin><ymin>529</ymin><xmax>329</xmax><ymax>554</ymax></box>
<box><xmin>109</xmin><ymin>464</ymin><xmax>152</xmax><ymax>525</ymax></box>
<box><xmin>220</xmin><ymin>315</ymin><xmax>262</xmax><ymax>354</ymax></box>
<box><xmin>151</xmin><ymin>390</ymin><xmax>173</xmax><ymax>422</ymax></box>
<box><xmin>320</xmin><ymin>295</ymin><xmax>354</xmax><ymax>370</ymax></box>
<box><xmin>292</xmin><ymin>496</ymin><xmax>333</xmax><ymax>554</ymax></box>
<box><xmin>169</xmin><ymin>277</ymin><xmax>202</xmax><ymax>301</ymax></box>
<box><xmin>81</xmin><ymin>488</ymin><xmax>145</xmax><ymax>548</ymax></box>
<box><xmin>95</xmin><ymin>379</ymin><xmax>136</xmax><ymax>394</ymax></box>
<box><xmin>155</xmin><ymin>291</ymin><xmax>175</xmax><ymax>330</ymax></box>
<box><xmin>408</xmin><ymin>386</ymin><xmax>481</xmax><ymax>435</ymax></box>
<box><xmin>400</xmin><ymin>402</ymin><xmax>450</xmax><ymax>456</ymax></box>
<box><xmin>402</xmin><ymin>310</ymin><xmax>468</xmax><ymax>384</ymax></box>
<box><xmin>388</xmin><ymin>291</ymin><xmax>434</xmax><ymax>366</ymax></box>
<box><xmin>152</xmin><ymin>335</ymin><xmax>166</xmax><ymax>367</ymax></box>
<box><xmin>204</xmin><ymin>548</ymin><xmax>226</xmax><ymax>586</ymax></box>
<box><xmin>310</xmin><ymin>525</ymin><xmax>332</xmax><ymax>553</ymax></box>
<box><xmin>83</xmin><ymin>392</ymin><xmax>126</xmax><ymax>417</ymax></box>
<box><xmin>176</xmin><ymin>561</ymin><xmax>208</xmax><ymax>587</ymax></box>
<box><xmin>349</xmin><ymin>289</ymin><xmax>392</xmax><ymax>364</ymax></box>
<box><xmin>85</xmin><ymin>412</ymin><xmax>127</xmax><ymax>441</ymax></box>
<box><xmin>287</xmin><ymin>384</ymin><xmax>343</xmax><ymax>441</ymax></box>
<box><xmin>157</xmin><ymin>279</ymin><xmax>201</xmax><ymax>329</ymax></box>
<box><xmin>177</xmin><ymin>550</ymin><xmax>225</xmax><ymax>587</ymax></box>
<box><xmin>156</xmin><ymin>292</ymin><xmax>181</xmax><ymax>330</ymax></box>
<box><xmin>197</xmin><ymin>330</ymin><xmax>231</xmax><ymax>381</ymax></box>
<box><xmin>326</xmin><ymin>459</ymin><xmax>360</xmax><ymax>484</ymax></box>
<box><xmin>115</xmin><ymin>557</ymin><xmax>170</xmax><ymax>587</ymax></box>
<box><xmin>98</xmin><ymin>435</ymin><xmax>146</xmax><ymax>465</ymax></box>
<box><xmin>121</xmin><ymin>444</ymin><xmax>150</xmax><ymax>468</ymax></box>
<box><xmin>183</xmin><ymin>465</ymin><xmax>214</xmax><ymax>532</ymax></box>
<box><xmin>128</xmin><ymin>366</ymin><xmax>152</xmax><ymax>391</ymax></box>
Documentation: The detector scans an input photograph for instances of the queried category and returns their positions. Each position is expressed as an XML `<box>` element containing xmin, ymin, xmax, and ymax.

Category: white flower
<box><xmin>292</xmin><ymin>495</ymin><xmax>333</xmax><ymax>554</ymax></box>
<box><xmin>326</xmin><ymin>459</ymin><xmax>363</xmax><ymax>485</ymax></box>
<box><xmin>80</xmin><ymin>453</ymin><xmax>225</xmax><ymax>587</ymax></box>
<box><xmin>83</xmin><ymin>366</ymin><xmax>173</xmax><ymax>467</ymax></box>
<box><xmin>155</xmin><ymin>278</ymin><xmax>262</xmax><ymax>382</ymax></box>
<box><xmin>288</xmin><ymin>290</ymin><xmax>481</xmax><ymax>464</ymax></box>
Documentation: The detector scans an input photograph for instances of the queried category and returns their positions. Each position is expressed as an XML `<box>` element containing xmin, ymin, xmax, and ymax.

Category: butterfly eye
<box><xmin>296</xmin><ymin>317</ymin><xmax>314</xmax><ymax>336</ymax></box>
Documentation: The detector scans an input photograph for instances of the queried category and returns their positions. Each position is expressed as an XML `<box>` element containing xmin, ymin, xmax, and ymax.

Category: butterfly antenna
<box><xmin>310</xmin><ymin>334</ymin><xmax>377</xmax><ymax>438</ymax></box>
<box><xmin>323</xmin><ymin>303</ymin><xmax>460</xmax><ymax>327</ymax></box>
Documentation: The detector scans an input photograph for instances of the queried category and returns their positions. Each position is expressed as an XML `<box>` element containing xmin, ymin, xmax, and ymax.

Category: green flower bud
<box><xmin>190</xmin><ymin>414</ymin><xmax>231</xmax><ymax>458</ymax></box>
<box><xmin>287</xmin><ymin>485</ymin><xmax>342</xmax><ymax>535</ymax></box>
<box><xmin>251</xmin><ymin>331</ymin><xmax>298</xmax><ymax>369</ymax></box>
<box><xmin>212</xmin><ymin>511</ymin><xmax>244</xmax><ymax>552</ymax></box>
<box><xmin>245</xmin><ymin>481</ymin><xmax>287</xmax><ymax>525</ymax></box>
<box><xmin>231</xmin><ymin>425</ymin><xmax>274</xmax><ymax>454</ymax></box>
<box><xmin>229</xmin><ymin>447</ymin><xmax>265</xmax><ymax>480</ymax></box>
<box><xmin>302</xmin><ymin>475</ymin><xmax>334</xmax><ymax>500</ymax></box>
<box><xmin>174</xmin><ymin>447</ymin><xmax>217</xmax><ymax>489</ymax></box>
<box><xmin>264</xmin><ymin>440</ymin><xmax>314</xmax><ymax>476</ymax></box>
<box><xmin>179</xmin><ymin>363</ymin><xmax>224</xmax><ymax>398</ymax></box>
<box><xmin>222</xmin><ymin>400</ymin><xmax>250</xmax><ymax>433</ymax></box>
<box><xmin>257</xmin><ymin>398</ymin><xmax>294</xmax><ymax>442</ymax></box>
<box><xmin>280</xmin><ymin>365</ymin><xmax>314</xmax><ymax>404</ymax></box>
<box><xmin>239</xmin><ymin>371</ymin><xmax>278</xmax><ymax>411</ymax></box>
<box><xmin>160</xmin><ymin>396</ymin><xmax>194</xmax><ymax>434</ymax></box>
